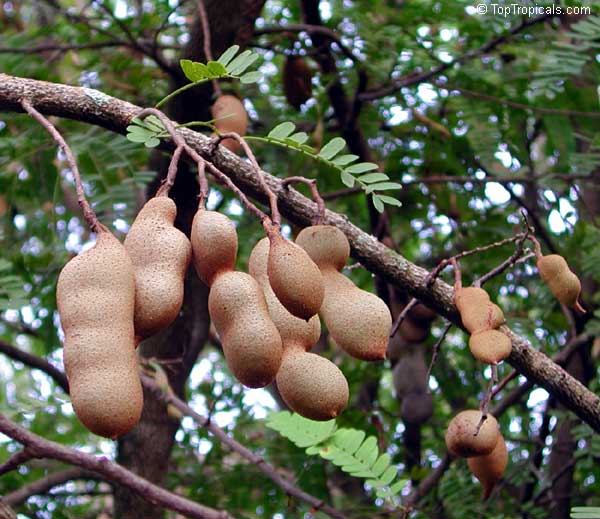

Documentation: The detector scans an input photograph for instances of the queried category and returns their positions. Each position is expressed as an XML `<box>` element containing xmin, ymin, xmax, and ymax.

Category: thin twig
<box><xmin>280</xmin><ymin>176</ymin><xmax>326</xmax><ymax>224</ymax></box>
<box><xmin>141</xmin><ymin>372</ymin><xmax>350</xmax><ymax>519</ymax></box>
<box><xmin>425</xmin><ymin>321</ymin><xmax>453</xmax><ymax>384</ymax></box>
<box><xmin>390</xmin><ymin>298</ymin><xmax>418</xmax><ymax>338</ymax></box>
<box><xmin>475</xmin><ymin>228</ymin><xmax>531</xmax><ymax>287</ymax></box>
<box><xmin>0</xmin><ymin>449</ymin><xmax>35</xmax><ymax>477</ymax></box>
<box><xmin>195</xmin><ymin>0</ymin><xmax>221</xmax><ymax>96</ymax></box>
<box><xmin>20</xmin><ymin>98</ymin><xmax>102</xmax><ymax>233</ymax></box>
<box><xmin>211</xmin><ymin>132</ymin><xmax>281</xmax><ymax>229</ymax></box>
<box><xmin>0</xmin><ymin>339</ymin><xmax>69</xmax><ymax>393</ymax></box>
<box><xmin>137</xmin><ymin>108</ymin><xmax>210</xmax><ymax>202</ymax></box>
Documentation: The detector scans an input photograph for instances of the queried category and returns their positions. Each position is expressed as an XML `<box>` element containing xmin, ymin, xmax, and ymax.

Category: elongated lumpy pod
<box><xmin>467</xmin><ymin>433</ymin><xmax>508</xmax><ymax>500</ymax></box>
<box><xmin>211</xmin><ymin>94</ymin><xmax>248</xmax><ymax>153</ymax></box>
<box><xmin>192</xmin><ymin>212</ymin><xmax>282</xmax><ymax>388</ymax></box>
<box><xmin>537</xmin><ymin>254</ymin><xmax>585</xmax><ymax>313</ymax></box>
<box><xmin>249</xmin><ymin>238</ymin><xmax>348</xmax><ymax>420</ymax></box>
<box><xmin>208</xmin><ymin>271</ymin><xmax>283</xmax><ymax>388</ymax></box>
<box><xmin>445</xmin><ymin>410</ymin><xmax>500</xmax><ymax>458</ymax></box>
<box><xmin>124</xmin><ymin>197</ymin><xmax>191</xmax><ymax>339</ymax></box>
<box><xmin>191</xmin><ymin>209</ymin><xmax>238</xmax><ymax>286</ymax></box>
<box><xmin>57</xmin><ymin>229</ymin><xmax>143</xmax><ymax>439</ymax></box>
<box><xmin>268</xmin><ymin>231</ymin><xmax>324</xmax><ymax>321</ymax></box>
<box><xmin>295</xmin><ymin>225</ymin><xmax>391</xmax><ymax>361</ymax></box>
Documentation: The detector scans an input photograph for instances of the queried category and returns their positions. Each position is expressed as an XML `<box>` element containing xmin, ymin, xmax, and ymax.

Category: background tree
<box><xmin>0</xmin><ymin>1</ymin><xmax>599</xmax><ymax>518</ymax></box>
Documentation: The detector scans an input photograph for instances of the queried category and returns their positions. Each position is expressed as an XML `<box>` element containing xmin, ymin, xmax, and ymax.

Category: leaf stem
<box><xmin>155</xmin><ymin>79</ymin><xmax>209</xmax><ymax>109</ymax></box>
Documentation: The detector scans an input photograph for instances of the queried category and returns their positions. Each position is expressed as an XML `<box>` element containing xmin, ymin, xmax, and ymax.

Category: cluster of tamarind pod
<box><xmin>445</xmin><ymin>410</ymin><xmax>508</xmax><ymax>500</ymax></box>
<box><xmin>444</xmin><ymin>246</ymin><xmax>584</xmax><ymax>498</ymax></box>
<box><xmin>56</xmin><ymin>184</ymin><xmax>393</xmax><ymax>437</ymax></box>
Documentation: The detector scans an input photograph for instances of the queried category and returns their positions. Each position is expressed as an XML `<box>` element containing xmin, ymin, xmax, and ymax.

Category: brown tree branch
<box><xmin>0</xmin><ymin>74</ymin><xmax>599</xmax><ymax>432</ymax></box>
<box><xmin>141</xmin><ymin>373</ymin><xmax>350</xmax><ymax>519</ymax></box>
<box><xmin>3</xmin><ymin>467</ymin><xmax>101</xmax><ymax>507</ymax></box>
<box><xmin>0</xmin><ymin>413</ymin><xmax>234</xmax><ymax>519</ymax></box>
<box><xmin>0</xmin><ymin>339</ymin><xmax>69</xmax><ymax>393</ymax></box>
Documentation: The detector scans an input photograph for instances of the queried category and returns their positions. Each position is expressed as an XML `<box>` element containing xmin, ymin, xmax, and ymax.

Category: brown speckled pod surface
<box><xmin>211</xmin><ymin>95</ymin><xmax>248</xmax><ymax>153</ymax></box>
<box><xmin>537</xmin><ymin>254</ymin><xmax>584</xmax><ymax>311</ymax></box>
<box><xmin>296</xmin><ymin>225</ymin><xmax>391</xmax><ymax>361</ymax></box>
<box><xmin>467</xmin><ymin>434</ymin><xmax>508</xmax><ymax>500</ymax></box>
<box><xmin>208</xmin><ymin>271</ymin><xmax>282</xmax><ymax>388</ymax></box>
<box><xmin>268</xmin><ymin>233</ymin><xmax>324</xmax><ymax>321</ymax></box>
<box><xmin>276</xmin><ymin>346</ymin><xmax>348</xmax><ymax>421</ymax></box>
<box><xmin>57</xmin><ymin>230</ymin><xmax>142</xmax><ymax>439</ymax></box>
<box><xmin>469</xmin><ymin>329</ymin><xmax>512</xmax><ymax>365</ymax></box>
<box><xmin>250</xmin><ymin>237</ymin><xmax>347</xmax><ymax>420</ymax></box>
<box><xmin>445</xmin><ymin>410</ymin><xmax>499</xmax><ymax>458</ymax></box>
<box><xmin>249</xmin><ymin>237</ymin><xmax>320</xmax><ymax>349</ymax></box>
<box><xmin>124</xmin><ymin>197</ymin><xmax>191</xmax><ymax>338</ymax></box>
<box><xmin>191</xmin><ymin>209</ymin><xmax>238</xmax><ymax>287</ymax></box>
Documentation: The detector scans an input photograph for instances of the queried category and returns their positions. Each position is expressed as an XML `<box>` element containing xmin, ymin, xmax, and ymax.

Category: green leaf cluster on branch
<box><xmin>266</xmin><ymin>411</ymin><xmax>407</xmax><ymax>500</ymax></box>
<box><xmin>247</xmin><ymin>122</ymin><xmax>402</xmax><ymax>212</ymax></box>
<box><xmin>531</xmin><ymin>15</ymin><xmax>600</xmax><ymax>98</ymax></box>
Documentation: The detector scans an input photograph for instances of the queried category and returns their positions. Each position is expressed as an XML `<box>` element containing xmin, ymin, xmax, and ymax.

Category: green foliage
<box><xmin>247</xmin><ymin>122</ymin><xmax>402</xmax><ymax>212</ymax></box>
<box><xmin>531</xmin><ymin>15</ymin><xmax>600</xmax><ymax>99</ymax></box>
<box><xmin>266</xmin><ymin>411</ymin><xmax>407</xmax><ymax>500</ymax></box>
<box><xmin>572</xmin><ymin>508</ymin><xmax>600</xmax><ymax>519</ymax></box>
<box><xmin>180</xmin><ymin>45</ymin><xmax>262</xmax><ymax>85</ymax></box>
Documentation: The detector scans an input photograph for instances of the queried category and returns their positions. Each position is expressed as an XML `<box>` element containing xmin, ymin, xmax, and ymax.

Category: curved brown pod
<box><xmin>124</xmin><ymin>197</ymin><xmax>191</xmax><ymax>339</ymax></box>
<box><xmin>268</xmin><ymin>232</ymin><xmax>324</xmax><ymax>321</ymax></box>
<box><xmin>57</xmin><ymin>229</ymin><xmax>143</xmax><ymax>439</ymax></box>
<box><xmin>537</xmin><ymin>254</ymin><xmax>585</xmax><ymax>314</ymax></box>
<box><xmin>208</xmin><ymin>271</ymin><xmax>282</xmax><ymax>388</ymax></box>
<box><xmin>467</xmin><ymin>434</ymin><xmax>508</xmax><ymax>500</ymax></box>
<box><xmin>249</xmin><ymin>237</ymin><xmax>348</xmax><ymax>420</ymax></box>
<box><xmin>296</xmin><ymin>225</ymin><xmax>391</xmax><ymax>361</ymax></box>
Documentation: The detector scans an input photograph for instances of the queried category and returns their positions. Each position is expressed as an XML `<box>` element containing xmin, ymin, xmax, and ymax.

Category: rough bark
<box><xmin>1</xmin><ymin>74</ymin><xmax>600</xmax><ymax>433</ymax></box>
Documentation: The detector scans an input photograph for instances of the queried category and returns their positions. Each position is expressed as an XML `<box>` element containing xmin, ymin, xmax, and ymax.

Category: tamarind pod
<box><xmin>445</xmin><ymin>410</ymin><xmax>500</xmax><ymax>458</ymax></box>
<box><xmin>249</xmin><ymin>237</ymin><xmax>347</xmax><ymax>420</ymax></box>
<box><xmin>208</xmin><ymin>271</ymin><xmax>282</xmax><ymax>388</ymax></box>
<box><xmin>393</xmin><ymin>348</ymin><xmax>428</xmax><ymax>398</ymax></box>
<box><xmin>249</xmin><ymin>237</ymin><xmax>320</xmax><ymax>349</ymax></box>
<box><xmin>211</xmin><ymin>94</ymin><xmax>248</xmax><ymax>153</ymax></box>
<box><xmin>57</xmin><ymin>230</ymin><xmax>142</xmax><ymax>439</ymax></box>
<box><xmin>296</xmin><ymin>225</ymin><xmax>391</xmax><ymax>361</ymax></box>
<box><xmin>401</xmin><ymin>391</ymin><xmax>434</xmax><ymax>425</ymax></box>
<box><xmin>467</xmin><ymin>434</ymin><xmax>508</xmax><ymax>500</ymax></box>
<box><xmin>537</xmin><ymin>254</ymin><xmax>585</xmax><ymax>313</ymax></box>
<box><xmin>275</xmin><ymin>344</ymin><xmax>348</xmax><ymax>421</ymax></box>
<box><xmin>124</xmin><ymin>197</ymin><xmax>191</xmax><ymax>339</ymax></box>
<box><xmin>283</xmin><ymin>56</ymin><xmax>313</xmax><ymax>110</ymax></box>
<box><xmin>268</xmin><ymin>232</ymin><xmax>324</xmax><ymax>321</ymax></box>
<box><xmin>191</xmin><ymin>209</ymin><xmax>238</xmax><ymax>287</ymax></box>
<box><xmin>468</xmin><ymin>329</ymin><xmax>512</xmax><ymax>364</ymax></box>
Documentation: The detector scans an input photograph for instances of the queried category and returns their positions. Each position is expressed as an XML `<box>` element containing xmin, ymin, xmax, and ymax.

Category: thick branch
<box><xmin>0</xmin><ymin>339</ymin><xmax>69</xmax><ymax>393</ymax></box>
<box><xmin>0</xmin><ymin>74</ymin><xmax>599</xmax><ymax>432</ymax></box>
<box><xmin>0</xmin><ymin>413</ymin><xmax>234</xmax><ymax>519</ymax></box>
